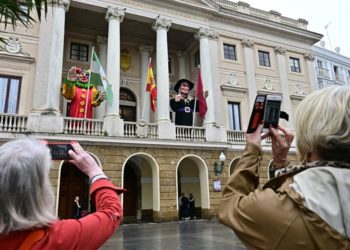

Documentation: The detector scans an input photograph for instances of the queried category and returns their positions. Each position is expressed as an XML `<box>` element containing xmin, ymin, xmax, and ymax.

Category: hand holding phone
<box><xmin>46</xmin><ymin>142</ymin><xmax>74</xmax><ymax>160</ymax></box>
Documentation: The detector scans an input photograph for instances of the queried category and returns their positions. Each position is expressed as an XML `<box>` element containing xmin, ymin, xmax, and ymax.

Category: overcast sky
<box><xmin>232</xmin><ymin>0</ymin><xmax>350</xmax><ymax>58</ymax></box>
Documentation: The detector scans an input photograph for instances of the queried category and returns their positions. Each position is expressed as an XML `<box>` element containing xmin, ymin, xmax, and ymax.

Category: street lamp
<box><xmin>214</xmin><ymin>152</ymin><xmax>226</xmax><ymax>176</ymax></box>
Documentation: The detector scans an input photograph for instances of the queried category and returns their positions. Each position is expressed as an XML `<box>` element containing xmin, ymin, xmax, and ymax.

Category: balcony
<box><xmin>316</xmin><ymin>67</ymin><xmax>330</xmax><ymax>79</ymax></box>
<box><xmin>335</xmin><ymin>73</ymin><xmax>346</xmax><ymax>83</ymax></box>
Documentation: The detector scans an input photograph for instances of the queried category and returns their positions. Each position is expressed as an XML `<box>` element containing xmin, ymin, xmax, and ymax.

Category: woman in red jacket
<box><xmin>0</xmin><ymin>139</ymin><xmax>124</xmax><ymax>250</ymax></box>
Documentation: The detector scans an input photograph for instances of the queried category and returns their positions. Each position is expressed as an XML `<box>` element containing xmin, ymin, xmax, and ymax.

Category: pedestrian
<box><xmin>188</xmin><ymin>193</ymin><xmax>195</xmax><ymax>220</ymax></box>
<box><xmin>0</xmin><ymin>139</ymin><xmax>124</xmax><ymax>249</ymax></box>
<box><xmin>218</xmin><ymin>86</ymin><xmax>350</xmax><ymax>249</ymax></box>
<box><xmin>178</xmin><ymin>193</ymin><xmax>183</xmax><ymax>220</ymax></box>
<box><xmin>72</xmin><ymin>195</ymin><xmax>82</xmax><ymax>219</ymax></box>
<box><xmin>180</xmin><ymin>193</ymin><xmax>189</xmax><ymax>220</ymax></box>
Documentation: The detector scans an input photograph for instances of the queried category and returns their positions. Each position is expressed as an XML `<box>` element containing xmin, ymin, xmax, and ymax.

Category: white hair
<box><xmin>295</xmin><ymin>86</ymin><xmax>350</xmax><ymax>163</ymax></box>
<box><xmin>0</xmin><ymin>138</ymin><xmax>57</xmax><ymax>234</ymax></box>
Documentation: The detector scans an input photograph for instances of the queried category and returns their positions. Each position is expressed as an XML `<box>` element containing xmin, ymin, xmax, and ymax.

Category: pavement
<box><xmin>101</xmin><ymin>219</ymin><xmax>246</xmax><ymax>250</ymax></box>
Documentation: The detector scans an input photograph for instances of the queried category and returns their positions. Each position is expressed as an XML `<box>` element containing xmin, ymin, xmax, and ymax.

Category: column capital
<box><xmin>274</xmin><ymin>46</ymin><xmax>286</xmax><ymax>55</ymax></box>
<box><xmin>194</xmin><ymin>27</ymin><xmax>218</xmax><ymax>40</ymax></box>
<box><xmin>96</xmin><ymin>35</ymin><xmax>108</xmax><ymax>45</ymax></box>
<box><xmin>177</xmin><ymin>50</ymin><xmax>186</xmax><ymax>58</ymax></box>
<box><xmin>139</xmin><ymin>44</ymin><xmax>153</xmax><ymax>55</ymax></box>
<box><xmin>105</xmin><ymin>6</ymin><xmax>125</xmax><ymax>22</ymax></box>
<box><xmin>241</xmin><ymin>38</ymin><xmax>254</xmax><ymax>48</ymax></box>
<box><xmin>55</xmin><ymin>0</ymin><xmax>70</xmax><ymax>11</ymax></box>
<box><xmin>152</xmin><ymin>17</ymin><xmax>172</xmax><ymax>32</ymax></box>
<box><xmin>304</xmin><ymin>53</ymin><xmax>315</xmax><ymax>61</ymax></box>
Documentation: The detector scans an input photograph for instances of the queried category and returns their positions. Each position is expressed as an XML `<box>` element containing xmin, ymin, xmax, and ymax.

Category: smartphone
<box><xmin>263</xmin><ymin>95</ymin><xmax>282</xmax><ymax>132</ymax></box>
<box><xmin>247</xmin><ymin>94</ymin><xmax>282</xmax><ymax>133</ymax></box>
<box><xmin>46</xmin><ymin>142</ymin><xmax>74</xmax><ymax>160</ymax></box>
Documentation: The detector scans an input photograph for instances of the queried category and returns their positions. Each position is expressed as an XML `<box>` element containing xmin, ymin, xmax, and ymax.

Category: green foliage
<box><xmin>214</xmin><ymin>161</ymin><xmax>224</xmax><ymax>176</ymax></box>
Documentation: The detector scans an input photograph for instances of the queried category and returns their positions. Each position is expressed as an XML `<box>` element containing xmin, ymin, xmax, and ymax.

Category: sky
<box><xmin>231</xmin><ymin>0</ymin><xmax>350</xmax><ymax>58</ymax></box>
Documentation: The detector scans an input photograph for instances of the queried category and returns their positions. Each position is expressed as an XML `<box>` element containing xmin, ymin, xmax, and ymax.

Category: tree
<box><xmin>0</xmin><ymin>0</ymin><xmax>53</xmax><ymax>43</ymax></box>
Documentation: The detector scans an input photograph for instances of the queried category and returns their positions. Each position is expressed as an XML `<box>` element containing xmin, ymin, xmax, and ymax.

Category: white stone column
<box><xmin>152</xmin><ymin>17</ymin><xmax>175</xmax><ymax>139</ymax></box>
<box><xmin>241</xmin><ymin>38</ymin><xmax>256</xmax><ymax>109</ymax></box>
<box><xmin>304</xmin><ymin>53</ymin><xmax>318</xmax><ymax>91</ymax></box>
<box><xmin>103</xmin><ymin>7</ymin><xmax>125</xmax><ymax>136</ymax></box>
<box><xmin>177</xmin><ymin>51</ymin><xmax>186</xmax><ymax>79</ymax></box>
<box><xmin>275</xmin><ymin>46</ymin><xmax>294</xmax><ymax>128</ymax></box>
<box><xmin>27</xmin><ymin>0</ymin><xmax>69</xmax><ymax>133</ymax></box>
<box><xmin>139</xmin><ymin>44</ymin><xmax>153</xmax><ymax>122</ymax></box>
<box><xmin>95</xmin><ymin>35</ymin><xmax>108</xmax><ymax>120</ymax></box>
<box><xmin>194</xmin><ymin>27</ymin><xmax>215</xmax><ymax>125</ymax></box>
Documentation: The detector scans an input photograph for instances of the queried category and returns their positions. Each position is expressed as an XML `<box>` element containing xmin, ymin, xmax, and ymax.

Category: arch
<box><xmin>56</xmin><ymin>152</ymin><xmax>102</xmax><ymax>217</ymax></box>
<box><xmin>121</xmin><ymin>152</ymin><xmax>160</xmax><ymax>221</ymax></box>
<box><xmin>176</xmin><ymin>154</ymin><xmax>210</xmax><ymax>211</ymax></box>
<box><xmin>228</xmin><ymin>157</ymin><xmax>241</xmax><ymax>176</ymax></box>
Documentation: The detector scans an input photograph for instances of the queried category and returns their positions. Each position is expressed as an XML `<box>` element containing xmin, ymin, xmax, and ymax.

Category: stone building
<box><xmin>0</xmin><ymin>0</ymin><xmax>322</xmax><ymax>222</ymax></box>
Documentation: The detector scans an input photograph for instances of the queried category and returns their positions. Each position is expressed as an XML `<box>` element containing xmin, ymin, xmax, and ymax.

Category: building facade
<box><xmin>0</xmin><ymin>0</ymin><xmax>323</xmax><ymax>222</ymax></box>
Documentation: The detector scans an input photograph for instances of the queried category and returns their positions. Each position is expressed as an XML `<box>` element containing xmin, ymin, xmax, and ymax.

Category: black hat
<box><xmin>174</xmin><ymin>79</ymin><xmax>194</xmax><ymax>93</ymax></box>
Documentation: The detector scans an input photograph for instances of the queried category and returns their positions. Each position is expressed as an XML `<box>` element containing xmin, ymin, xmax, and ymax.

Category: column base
<box><xmin>205</xmin><ymin>124</ymin><xmax>227</xmax><ymax>142</ymax></box>
<box><xmin>157</xmin><ymin>121</ymin><xmax>175</xmax><ymax>140</ymax></box>
<box><xmin>27</xmin><ymin>111</ymin><xmax>64</xmax><ymax>133</ymax></box>
<box><xmin>103</xmin><ymin>115</ymin><xmax>124</xmax><ymax>136</ymax></box>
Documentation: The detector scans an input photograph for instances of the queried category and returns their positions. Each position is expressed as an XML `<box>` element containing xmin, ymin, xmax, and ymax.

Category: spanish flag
<box><xmin>146</xmin><ymin>58</ymin><xmax>157</xmax><ymax>112</ymax></box>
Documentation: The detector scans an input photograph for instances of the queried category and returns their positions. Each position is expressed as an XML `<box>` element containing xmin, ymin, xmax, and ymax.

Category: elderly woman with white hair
<box><xmin>0</xmin><ymin>140</ymin><xmax>124</xmax><ymax>249</ymax></box>
<box><xmin>218</xmin><ymin>86</ymin><xmax>350</xmax><ymax>249</ymax></box>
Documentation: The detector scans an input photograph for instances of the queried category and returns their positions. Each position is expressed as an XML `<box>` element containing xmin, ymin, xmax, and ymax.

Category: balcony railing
<box><xmin>0</xmin><ymin>113</ymin><xmax>28</xmax><ymax>133</ymax></box>
<box><xmin>63</xmin><ymin>117</ymin><xmax>105</xmax><ymax>136</ymax></box>
<box><xmin>335</xmin><ymin>73</ymin><xmax>346</xmax><ymax>83</ymax></box>
<box><xmin>175</xmin><ymin>126</ymin><xmax>206</xmax><ymax>141</ymax></box>
<box><xmin>317</xmin><ymin>67</ymin><xmax>330</xmax><ymax>78</ymax></box>
<box><xmin>227</xmin><ymin>130</ymin><xmax>246</xmax><ymax>144</ymax></box>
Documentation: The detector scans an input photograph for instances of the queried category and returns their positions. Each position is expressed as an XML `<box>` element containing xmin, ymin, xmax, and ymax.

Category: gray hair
<box><xmin>295</xmin><ymin>86</ymin><xmax>350</xmax><ymax>163</ymax></box>
<box><xmin>0</xmin><ymin>138</ymin><xmax>57</xmax><ymax>234</ymax></box>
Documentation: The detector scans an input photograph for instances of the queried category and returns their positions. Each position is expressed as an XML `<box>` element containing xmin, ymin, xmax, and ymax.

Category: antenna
<box><xmin>324</xmin><ymin>22</ymin><xmax>333</xmax><ymax>51</ymax></box>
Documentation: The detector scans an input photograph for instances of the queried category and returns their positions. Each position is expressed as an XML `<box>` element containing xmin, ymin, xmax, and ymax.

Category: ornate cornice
<box><xmin>96</xmin><ymin>35</ymin><xmax>107</xmax><ymax>45</ymax></box>
<box><xmin>139</xmin><ymin>44</ymin><xmax>153</xmax><ymax>55</ymax></box>
<box><xmin>304</xmin><ymin>53</ymin><xmax>315</xmax><ymax>61</ymax></box>
<box><xmin>105</xmin><ymin>6</ymin><xmax>125</xmax><ymax>22</ymax></box>
<box><xmin>52</xmin><ymin>0</ymin><xmax>70</xmax><ymax>11</ymax></box>
<box><xmin>241</xmin><ymin>38</ymin><xmax>254</xmax><ymax>48</ymax></box>
<box><xmin>152</xmin><ymin>17</ymin><xmax>172</xmax><ymax>32</ymax></box>
<box><xmin>194</xmin><ymin>27</ymin><xmax>218</xmax><ymax>40</ymax></box>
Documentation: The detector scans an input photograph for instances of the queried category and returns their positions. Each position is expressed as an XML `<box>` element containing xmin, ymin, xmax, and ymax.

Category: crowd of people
<box><xmin>178</xmin><ymin>193</ymin><xmax>196</xmax><ymax>220</ymax></box>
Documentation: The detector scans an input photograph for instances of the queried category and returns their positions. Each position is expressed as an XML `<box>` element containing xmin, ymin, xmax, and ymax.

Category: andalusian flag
<box><xmin>90</xmin><ymin>50</ymin><xmax>113</xmax><ymax>106</ymax></box>
<box><xmin>146</xmin><ymin>58</ymin><xmax>157</xmax><ymax>112</ymax></box>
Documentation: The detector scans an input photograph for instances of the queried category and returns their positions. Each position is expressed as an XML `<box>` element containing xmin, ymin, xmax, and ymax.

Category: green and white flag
<box><xmin>90</xmin><ymin>50</ymin><xmax>113</xmax><ymax>106</ymax></box>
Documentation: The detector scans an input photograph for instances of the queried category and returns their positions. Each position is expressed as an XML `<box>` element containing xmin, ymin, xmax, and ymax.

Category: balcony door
<box><xmin>119</xmin><ymin>87</ymin><xmax>136</xmax><ymax>122</ymax></box>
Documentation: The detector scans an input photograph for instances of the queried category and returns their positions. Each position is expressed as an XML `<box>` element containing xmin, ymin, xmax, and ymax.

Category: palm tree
<box><xmin>0</xmin><ymin>0</ymin><xmax>54</xmax><ymax>42</ymax></box>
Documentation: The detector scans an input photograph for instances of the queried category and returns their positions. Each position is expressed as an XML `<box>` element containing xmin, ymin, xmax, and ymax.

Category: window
<box><xmin>70</xmin><ymin>43</ymin><xmax>89</xmax><ymax>62</ymax></box>
<box><xmin>228</xmin><ymin>102</ymin><xmax>241</xmax><ymax>130</ymax></box>
<box><xmin>0</xmin><ymin>75</ymin><xmax>21</xmax><ymax>113</ymax></box>
<box><xmin>194</xmin><ymin>50</ymin><xmax>200</xmax><ymax>67</ymax></box>
<box><xmin>258</xmin><ymin>50</ymin><xmax>270</xmax><ymax>67</ymax></box>
<box><xmin>223</xmin><ymin>43</ymin><xmax>237</xmax><ymax>60</ymax></box>
<box><xmin>289</xmin><ymin>57</ymin><xmax>301</xmax><ymax>73</ymax></box>
<box><xmin>18</xmin><ymin>3</ymin><xmax>29</xmax><ymax>22</ymax></box>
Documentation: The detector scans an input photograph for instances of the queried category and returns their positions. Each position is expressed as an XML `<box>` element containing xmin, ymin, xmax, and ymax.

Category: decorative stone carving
<box><xmin>177</xmin><ymin>50</ymin><xmax>186</xmax><ymax>58</ymax></box>
<box><xmin>152</xmin><ymin>17</ymin><xmax>172</xmax><ymax>32</ymax></box>
<box><xmin>0</xmin><ymin>37</ymin><xmax>30</xmax><ymax>56</ymax></box>
<box><xmin>225</xmin><ymin>73</ymin><xmax>240</xmax><ymax>86</ymax></box>
<box><xmin>105</xmin><ymin>6</ymin><xmax>125</xmax><ymax>22</ymax></box>
<box><xmin>241</xmin><ymin>38</ymin><xmax>254</xmax><ymax>48</ymax></box>
<box><xmin>262</xmin><ymin>78</ymin><xmax>273</xmax><ymax>91</ymax></box>
<box><xmin>303</xmin><ymin>53</ymin><xmax>315</xmax><ymax>61</ymax></box>
<box><xmin>55</xmin><ymin>0</ymin><xmax>70</xmax><ymax>11</ymax></box>
<box><xmin>120</xmin><ymin>49</ymin><xmax>131</xmax><ymax>71</ymax></box>
<box><xmin>274</xmin><ymin>46</ymin><xmax>286</xmax><ymax>55</ymax></box>
<box><xmin>295</xmin><ymin>83</ymin><xmax>305</xmax><ymax>95</ymax></box>
<box><xmin>136</xmin><ymin>119</ymin><xmax>148</xmax><ymax>138</ymax></box>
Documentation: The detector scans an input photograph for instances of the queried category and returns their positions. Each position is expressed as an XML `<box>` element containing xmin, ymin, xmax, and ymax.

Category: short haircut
<box><xmin>0</xmin><ymin>138</ymin><xmax>57</xmax><ymax>234</ymax></box>
<box><xmin>295</xmin><ymin>86</ymin><xmax>350</xmax><ymax>163</ymax></box>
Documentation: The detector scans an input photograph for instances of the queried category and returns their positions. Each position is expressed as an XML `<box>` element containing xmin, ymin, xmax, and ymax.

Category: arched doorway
<box><xmin>122</xmin><ymin>154</ymin><xmax>159</xmax><ymax>223</ymax></box>
<box><xmin>120</xmin><ymin>87</ymin><xmax>137</xmax><ymax>122</ymax></box>
<box><xmin>177</xmin><ymin>156</ymin><xmax>210</xmax><ymax>220</ymax></box>
<box><xmin>58</xmin><ymin>162</ymin><xmax>89</xmax><ymax>219</ymax></box>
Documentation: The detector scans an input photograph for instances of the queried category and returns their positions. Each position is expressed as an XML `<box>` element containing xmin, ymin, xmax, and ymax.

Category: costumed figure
<box><xmin>170</xmin><ymin>79</ymin><xmax>208</xmax><ymax>126</ymax></box>
<box><xmin>62</xmin><ymin>66</ymin><xmax>105</xmax><ymax>118</ymax></box>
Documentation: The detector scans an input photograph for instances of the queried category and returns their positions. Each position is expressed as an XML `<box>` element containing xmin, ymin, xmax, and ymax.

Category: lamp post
<box><xmin>213</xmin><ymin>152</ymin><xmax>226</xmax><ymax>192</ymax></box>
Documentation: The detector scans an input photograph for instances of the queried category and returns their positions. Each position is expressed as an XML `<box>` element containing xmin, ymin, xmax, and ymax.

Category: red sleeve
<box><xmin>34</xmin><ymin>179</ymin><xmax>123</xmax><ymax>250</ymax></box>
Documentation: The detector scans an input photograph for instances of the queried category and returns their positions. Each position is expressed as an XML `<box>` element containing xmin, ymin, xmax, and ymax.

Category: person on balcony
<box><xmin>62</xmin><ymin>66</ymin><xmax>105</xmax><ymax>119</ymax></box>
<box><xmin>0</xmin><ymin>139</ymin><xmax>124</xmax><ymax>249</ymax></box>
<box><xmin>217</xmin><ymin>86</ymin><xmax>350</xmax><ymax>249</ymax></box>
<box><xmin>170</xmin><ymin>79</ymin><xmax>208</xmax><ymax>126</ymax></box>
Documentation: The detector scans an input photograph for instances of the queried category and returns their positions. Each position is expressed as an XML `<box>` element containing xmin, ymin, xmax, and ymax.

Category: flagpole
<box><xmin>84</xmin><ymin>46</ymin><xmax>95</xmax><ymax>120</ymax></box>
<box><xmin>142</xmin><ymin>57</ymin><xmax>152</xmax><ymax>121</ymax></box>
<box><xmin>192</xmin><ymin>65</ymin><xmax>199</xmax><ymax>127</ymax></box>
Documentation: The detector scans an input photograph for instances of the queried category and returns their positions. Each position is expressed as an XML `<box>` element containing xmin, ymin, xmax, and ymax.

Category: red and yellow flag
<box><xmin>146</xmin><ymin>58</ymin><xmax>157</xmax><ymax>112</ymax></box>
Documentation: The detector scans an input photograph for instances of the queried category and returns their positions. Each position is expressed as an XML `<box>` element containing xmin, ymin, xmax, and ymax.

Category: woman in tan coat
<box><xmin>217</xmin><ymin>86</ymin><xmax>350</xmax><ymax>249</ymax></box>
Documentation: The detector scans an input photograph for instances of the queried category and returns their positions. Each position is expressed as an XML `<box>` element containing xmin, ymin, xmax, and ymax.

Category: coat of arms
<box><xmin>120</xmin><ymin>49</ymin><xmax>131</xmax><ymax>71</ymax></box>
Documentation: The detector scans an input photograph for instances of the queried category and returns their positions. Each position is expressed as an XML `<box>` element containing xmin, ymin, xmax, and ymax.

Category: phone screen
<box><xmin>48</xmin><ymin>144</ymin><xmax>73</xmax><ymax>160</ymax></box>
<box><xmin>264</xmin><ymin>100</ymin><xmax>281</xmax><ymax>129</ymax></box>
<box><xmin>247</xmin><ymin>95</ymin><xmax>266</xmax><ymax>133</ymax></box>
